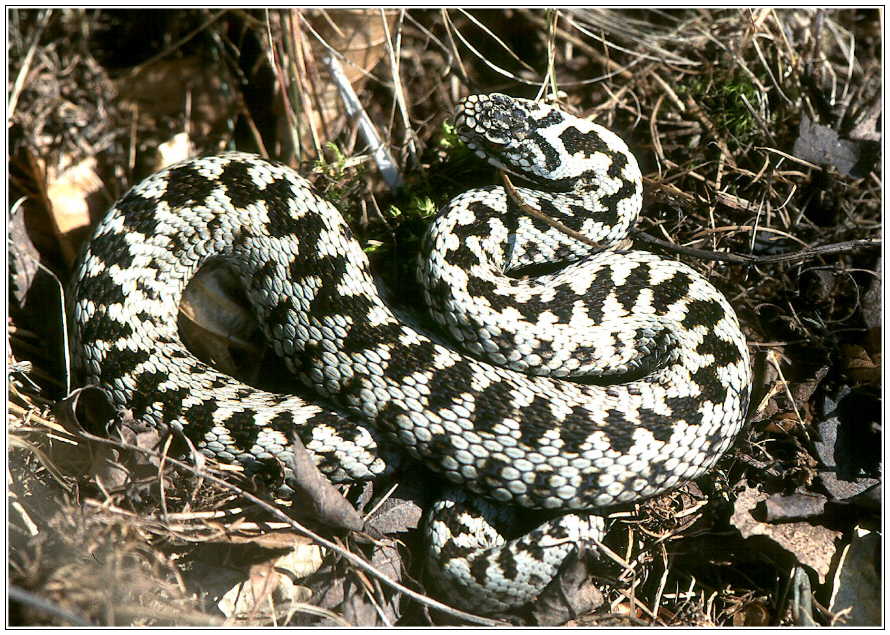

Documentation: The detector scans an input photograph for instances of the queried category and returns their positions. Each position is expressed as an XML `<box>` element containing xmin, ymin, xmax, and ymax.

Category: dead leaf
<box><xmin>366</xmin><ymin>496</ymin><xmax>423</xmax><ymax>535</ymax></box>
<box><xmin>731</xmin><ymin>485</ymin><xmax>841</xmax><ymax>583</ymax></box>
<box><xmin>818</xmin><ymin>472</ymin><xmax>880</xmax><ymax>504</ymax></box>
<box><xmin>801</xmin><ymin>269</ymin><xmax>843</xmax><ymax>304</ymax></box>
<box><xmin>115</xmin><ymin>55</ymin><xmax>237</xmax><ymax>148</ymax></box>
<box><xmin>277</xmin><ymin>9</ymin><xmax>400</xmax><ymax>156</ymax></box>
<box><xmin>274</xmin><ymin>539</ymin><xmax>326</xmax><ymax>580</ymax></box>
<box><xmin>43</xmin><ymin>155</ymin><xmax>104</xmax><ymax>265</ymax></box>
<box><xmin>53</xmin><ymin>386</ymin><xmax>165</xmax><ymax>493</ymax></box>
<box><xmin>812</xmin><ymin>387</ymin><xmax>881</xmax><ymax>506</ymax></box>
<box><xmin>340</xmin><ymin>541</ymin><xmax>404</xmax><ymax>626</ymax></box>
<box><xmin>793</xmin><ymin>114</ymin><xmax>879</xmax><ymax>178</ymax></box>
<box><xmin>859</xmin><ymin>259</ymin><xmax>881</xmax><ymax>354</ymax></box>
<box><xmin>841</xmin><ymin>344</ymin><xmax>880</xmax><ymax>385</ymax></box>
<box><xmin>218</xmin><ymin>556</ymin><xmax>314</xmax><ymax>623</ymax></box>
<box><xmin>157</xmin><ymin>131</ymin><xmax>194</xmax><ymax>168</ymax></box>
<box><xmin>750</xmin><ymin>357</ymin><xmax>829</xmax><ymax>427</ymax></box>
<box><xmin>762</xmin><ymin>492</ymin><xmax>827</xmax><ymax>522</ymax></box>
<box><xmin>207</xmin><ymin>531</ymin><xmax>324</xmax><ymax>623</ymax></box>
<box><xmin>828</xmin><ymin>525</ymin><xmax>881</xmax><ymax>626</ymax></box>
<box><xmin>731</xmin><ymin>600</ymin><xmax>772</xmax><ymax>627</ymax></box>
<box><xmin>364</xmin><ymin>475</ymin><xmax>426</xmax><ymax>535</ymax></box>
<box><xmin>225</xmin><ymin>530</ymin><xmax>312</xmax><ymax>550</ymax></box>
<box><xmin>8</xmin><ymin>205</ymin><xmax>41</xmax><ymax>307</ymax></box>
<box><xmin>286</xmin><ymin>433</ymin><xmax>364</xmax><ymax>533</ymax></box>
<box><xmin>298</xmin><ymin>559</ymin><xmax>345</xmax><ymax>618</ymax></box>
<box><xmin>531</xmin><ymin>547</ymin><xmax>605</xmax><ymax>626</ymax></box>
<box><xmin>179</xmin><ymin>260</ymin><xmax>265</xmax><ymax>380</ymax></box>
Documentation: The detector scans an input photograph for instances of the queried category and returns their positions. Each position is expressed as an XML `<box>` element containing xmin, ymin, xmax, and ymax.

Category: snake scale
<box><xmin>69</xmin><ymin>93</ymin><xmax>751</xmax><ymax>615</ymax></box>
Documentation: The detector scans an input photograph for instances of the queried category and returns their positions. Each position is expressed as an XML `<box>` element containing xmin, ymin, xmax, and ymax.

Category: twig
<box><xmin>632</xmin><ymin>231</ymin><xmax>879</xmax><ymax>266</ymax></box>
<box><xmin>73</xmin><ymin>426</ymin><xmax>504</xmax><ymax>627</ymax></box>
<box><xmin>501</xmin><ymin>172</ymin><xmax>877</xmax><ymax>267</ymax></box>
<box><xmin>325</xmin><ymin>53</ymin><xmax>402</xmax><ymax>189</ymax></box>
<box><xmin>8</xmin><ymin>9</ymin><xmax>51</xmax><ymax>118</ymax></box>
<box><xmin>9</xmin><ymin>585</ymin><xmax>94</xmax><ymax>626</ymax></box>
<box><xmin>442</xmin><ymin>9</ymin><xmax>540</xmax><ymax>86</ymax></box>
<box><xmin>378</xmin><ymin>9</ymin><xmax>418</xmax><ymax>165</ymax></box>
<box><xmin>121</xmin><ymin>9</ymin><xmax>229</xmax><ymax>80</ymax></box>
<box><xmin>500</xmin><ymin>172</ymin><xmax>605</xmax><ymax>250</ymax></box>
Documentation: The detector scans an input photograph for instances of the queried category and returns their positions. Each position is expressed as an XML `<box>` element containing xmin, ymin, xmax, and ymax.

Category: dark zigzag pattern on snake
<box><xmin>69</xmin><ymin>94</ymin><xmax>751</xmax><ymax>614</ymax></box>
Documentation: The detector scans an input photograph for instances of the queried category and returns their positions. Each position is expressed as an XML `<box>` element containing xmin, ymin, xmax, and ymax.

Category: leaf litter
<box><xmin>8</xmin><ymin>8</ymin><xmax>881</xmax><ymax>626</ymax></box>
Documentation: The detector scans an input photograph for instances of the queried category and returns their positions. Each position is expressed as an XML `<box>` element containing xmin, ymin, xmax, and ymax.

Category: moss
<box><xmin>311</xmin><ymin>142</ymin><xmax>369</xmax><ymax>210</ymax></box>
<box><xmin>384</xmin><ymin>120</ymin><xmax>483</xmax><ymax>229</ymax></box>
<box><xmin>680</xmin><ymin>71</ymin><xmax>762</xmax><ymax>145</ymax></box>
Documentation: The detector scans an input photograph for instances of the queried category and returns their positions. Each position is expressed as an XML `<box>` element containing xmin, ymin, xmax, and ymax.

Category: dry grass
<box><xmin>8</xmin><ymin>8</ymin><xmax>881</xmax><ymax>626</ymax></box>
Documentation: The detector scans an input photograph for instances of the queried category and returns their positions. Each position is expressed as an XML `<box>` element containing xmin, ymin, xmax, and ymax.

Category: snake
<box><xmin>68</xmin><ymin>93</ymin><xmax>752</xmax><ymax>616</ymax></box>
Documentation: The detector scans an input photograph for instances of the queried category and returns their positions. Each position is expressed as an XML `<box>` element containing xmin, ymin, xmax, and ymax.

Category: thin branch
<box><xmin>72</xmin><ymin>426</ymin><xmax>504</xmax><ymax>627</ymax></box>
<box><xmin>120</xmin><ymin>9</ymin><xmax>229</xmax><ymax>80</ymax></box>
<box><xmin>9</xmin><ymin>585</ymin><xmax>94</xmax><ymax>626</ymax></box>
<box><xmin>501</xmin><ymin>172</ymin><xmax>606</xmax><ymax>250</ymax></box>
<box><xmin>8</xmin><ymin>9</ymin><xmax>51</xmax><ymax>118</ymax></box>
<box><xmin>501</xmin><ymin>172</ymin><xmax>877</xmax><ymax>267</ymax></box>
<box><xmin>632</xmin><ymin>231</ymin><xmax>880</xmax><ymax>266</ymax></box>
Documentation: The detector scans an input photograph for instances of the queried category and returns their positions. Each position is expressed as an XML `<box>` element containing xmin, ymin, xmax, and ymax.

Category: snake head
<box><xmin>456</xmin><ymin>93</ymin><xmax>534</xmax><ymax>145</ymax></box>
<box><xmin>455</xmin><ymin>93</ymin><xmax>545</xmax><ymax>178</ymax></box>
<box><xmin>456</xmin><ymin>93</ymin><xmax>642</xmax><ymax>196</ymax></box>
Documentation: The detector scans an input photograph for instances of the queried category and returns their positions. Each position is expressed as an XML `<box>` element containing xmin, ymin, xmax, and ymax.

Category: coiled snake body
<box><xmin>70</xmin><ymin>94</ymin><xmax>751</xmax><ymax>615</ymax></box>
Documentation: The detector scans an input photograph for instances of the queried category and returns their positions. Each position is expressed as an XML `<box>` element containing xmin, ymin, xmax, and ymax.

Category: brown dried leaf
<box><xmin>224</xmin><ymin>530</ymin><xmax>311</xmax><ymax>549</ymax></box>
<box><xmin>157</xmin><ymin>131</ymin><xmax>194</xmax><ymax>168</ymax></box>
<box><xmin>731</xmin><ymin>485</ymin><xmax>841</xmax><ymax>583</ymax></box>
<box><xmin>282</xmin><ymin>9</ymin><xmax>400</xmax><ymax>153</ymax></box>
<box><xmin>43</xmin><ymin>155</ymin><xmax>104</xmax><ymax>265</ymax></box>
<box><xmin>53</xmin><ymin>386</ymin><xmax>165</xmax><ymax>491</ymax></box>
<box><xmin>341</xmin><ymin>541</ymin><xmax>403</xmax><ymax>626</ymax></box>
<box><xmin>731</xmin><ymin>600</ymin><xmax>772</xmax><ymax>627</ymax></box>
<box><xmin>531</xmin><ymin>547</ymin><xmax>605</xmax><ymax>626</ymax></box>
<box><xmin>812</xmin><ymin>388</ymin><xmax>881</xmax><ymax>505</ymax></box>
<box><xmin>818</xmin><ymin>472</ymin><xmax>880</xmax><ymax>505</ymax></box>
<box><xmin>754</xmin><ymin>363</ymin><xmax>829</xmax><ymax>429</ymax></box>
<box><xmin>287</xmin><ymin>433</ymin><xmax>364</xmax><ymax>533</ymax></box>
<box><xmin>841</xmin><ymin>344</ymin><xmax>880</xmax><ymax>386</ymax></box>
<box><xmin>762</xmin><ymin>492</ymin><xmax>827</xmax><ymax>522</ymax></box>
<box><xmin>8</xmin><ymin>206</ymin><xmax>41</xmax><ymax>307</ymax></box>
<box><xmin>793</xmin><ymin>114</ymin><xmax>879</xmax><ymax>178</ymax></box>
<box><xmin>308</xmin><ymin>9</ymin><xmax>397</xmax><ymax>86</ymax></box>
<box><xmin>366</xmin><ymin>497</ymin><xmax>423</xmax><ymax>535</ymax></box>
<box><xmin>115</xmin><ymin>55</ymin><xmax>237</xmax><ymax>147</ymax></box>
<box><xmin>179</xmin><ymin>260</ymin><xmax>264</xmax><ymax>380</ymax></box>
<box><xmin>218</xmin><ymin>554</ymin><xmax>315</xmax><ymax>623</ymax></box>
<box><xmin>828</xmin><ymin>526</ymin><xmax>881</xmax><ymax>626</ymax></box>
<box><xmin>273</xmin><ymin>539</ymin><xmax>326</xmax><ymax>579</ymax></box>
<box><xmin>860</xmin><ymin>259</ymin><xmax>881</xmax><ymax>354</ymax></box>
<box><xmin>299</xmin><ymin>559</ymin><xmax>345</xmax><ymax>616</ymax></box>
<box><xmin>205</xmin><ymin>533</ymin><xmax>324</xmax><ymax>623</ymax></box>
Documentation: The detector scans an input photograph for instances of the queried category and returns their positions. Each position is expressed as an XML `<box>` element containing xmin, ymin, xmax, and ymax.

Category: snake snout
<box><xmin>455</xmin><ymin>93</ymin><xmax>531</xmax><ymax>154</ymax></box>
